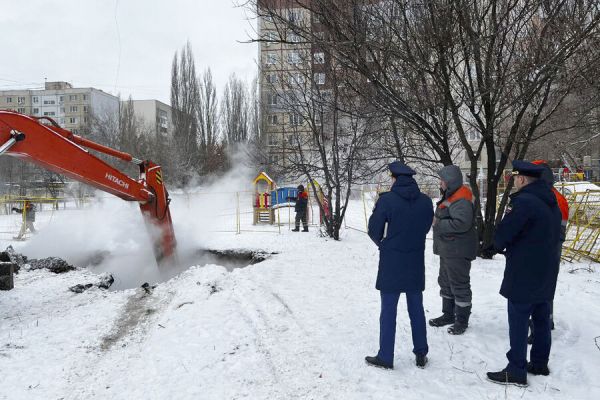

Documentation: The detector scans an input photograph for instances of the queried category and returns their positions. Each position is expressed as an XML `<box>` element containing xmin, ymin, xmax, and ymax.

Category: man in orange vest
<box><xmin>430</xmin><ymin>165</ymin><xmax>478</xmax><ymax>335</ymax></box>
<box><xmin>530</xmin><ymin>160</ymin><xmax>569</xmax><ymax>341</ymax></box>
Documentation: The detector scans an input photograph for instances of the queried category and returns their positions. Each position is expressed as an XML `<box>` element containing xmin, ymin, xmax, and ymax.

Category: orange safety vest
<box><xmin>438</xmin><ymin>185</ymin><xmax>474</xmax><ymax>209</ymax></box>
<box><xmin>552</xmin><ymin>187</ymin><xmax>569</xmax><ymax>226</ymax></box>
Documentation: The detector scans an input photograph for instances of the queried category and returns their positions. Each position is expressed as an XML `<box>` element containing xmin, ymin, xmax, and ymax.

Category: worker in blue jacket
<box><xmin>486</xmin><ymin>160</ymin><xmax>562</xmax><ymax>387</ymax></box>
<box><xmin>365</xmin><ymin>161</ymin><xmax>434</xmax><ymax>369</ymax></box>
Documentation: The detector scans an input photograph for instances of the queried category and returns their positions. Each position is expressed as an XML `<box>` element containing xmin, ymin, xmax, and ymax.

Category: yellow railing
<box><xmin>562</xmin><ymin>190</ymin><xmax>600</xmax><ymax>263</ymax></box>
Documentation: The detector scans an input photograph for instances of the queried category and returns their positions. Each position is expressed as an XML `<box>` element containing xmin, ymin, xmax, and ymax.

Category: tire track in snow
<box><xmin>230</xmin><ymin>272</ymin><xmax>354</xmax><ymax>400</ymax></box>
<box><xmin>61</xmin><ymin>287</ymin><xmax>176</xmax><ymax>398</ymax></box>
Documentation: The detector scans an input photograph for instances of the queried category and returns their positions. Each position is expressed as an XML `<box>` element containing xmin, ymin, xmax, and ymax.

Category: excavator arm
<box><xmin>0</xmin><ymin>110</ymin><xmax>176</xmax><ymax>263</ymax></box>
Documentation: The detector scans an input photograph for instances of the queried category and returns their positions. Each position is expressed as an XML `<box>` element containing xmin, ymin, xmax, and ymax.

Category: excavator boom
<box><xmin>0</xmin><ymin>111</ymin><xmax>176</xmax><ymax>263</ymax></box>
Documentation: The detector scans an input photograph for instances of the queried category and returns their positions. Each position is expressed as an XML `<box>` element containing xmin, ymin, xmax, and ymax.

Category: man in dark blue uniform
<box><xmin>365</xmin><ymin>162</ymin><xmax>434</xmax><ymax>369</ymax></box>
<box><xmin>486</xmin><ymin>161</ymin><xmax>562</xmax><ymax>386</ymax></box>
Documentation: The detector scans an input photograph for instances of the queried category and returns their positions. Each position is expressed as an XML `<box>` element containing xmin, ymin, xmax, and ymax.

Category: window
<box><xmin>267</xmin><ymin>114</ymin><xmax>278</xmax><ymax>125</ymax></box>
<box><xmin>70</xmin><ymin>106</ymin><xmax>78</xmax><ymax>112</ymax></box>
<box><xmin>84</xmin><ymin>117</ymin><xmax>89</xmax><ymax>123</ymax></box>
<box><xmin>59</xmin><ymin>96</ymin><xmax>64</xmax><ymax>103</ymax></box>
<box><xmin>43</xmin><ymin>100</ymin><xmax>56</xmax><ymax>105</ymax></box>
<box><xmin>288</xmin><ymin>72</ymin><xmax>305</xmax><ymax>85</ymax></box>
<box><xmin>18</xmin><ymin>97</ymin><xmax>26</xmax><ymax>104</ymax></box>
<box><xmin>32</xmin><ymin>96</ymin><xmax>39</xmax><ymax>103</ymax></box>
<box><xmin>33</xmin><ymin>108</ymin><xmax>39</xmax><ymax>114</ymax></box>
<box><xmin>267</xmin><ymin>93</ymin><xmax>278</xmax><ymax>106</ymax></box>
<box><xmin>289</xmin><ymin>113</ymin><xmax>304</xmax><ymax>126</ymax></box>
<box><xmin>264</xmin><ymin>31</ymin><xmax>277</xmax><ymax>47</ymax></box>
<box><xmin>43</xmin><ymin>111</ymin><xmax>56</xmax><ymax>116</ymax></box>
<box><xmin>266</xmin><ymin>73</ymin><xmax>278</xmax><ymax>84</ymax></box>
<box><xmin>314</xmin><ymin>73</ymin><xmax>326</xmax><ymax>85</ymax></box>
<box><xmin>69</xmin><ymin>117</ymin><xmax>77</xmax><ymax>124</ymax></box>
<box><xmin>314</xmin><ymin>52</ymin><xmax>325</xmax><ymax>64</ymax></box>
<box><xmin>268</xmin><ymin>133</ymin><xmax>279</xmax><ymax>145</ymax></box>
<box><xmin>83</xmin><ymin>106</ymin><xmax>88</xmax><ymax>112</ymax></box>
<box><xmin>69</xmin><ymin>95</ymin><xmax>77</xmax><ymax>101</ymax></box>
<box><xmin>468</xmin><ymin>131</ymin><xmax>482</xmax><ymax>141</ymax></box>
<box><xmin>287</xmin><ymin>51</ymin><xmax>301</xmax><ymax>65</ymax></box>
<box><xmin>17</xmin><ymin>107</ymin><xmax>25</xmax><ymax>113</ymax></box>
<box><xmin>6</xmin><ymin>97</ymin><xmax>12</xmax><ymax>103</ymax></box>
<box><xmin>266</xmin><ymin>53</ymin><xmax>278</xmax><ymax>65</ymax></box>
<box><xmin>288</xmin><ymin>32</ymin><xmax>301</xmax><ymax>43</ymax></box>
<box><xmin>288</xmin><ymin>9</ymin><xmax>301</xmax><ymax>23</ymax></box>
<box><xmin>83</xmin><ymin>95</ymin><xmax>88</xmax><ymax>101</ymax></box>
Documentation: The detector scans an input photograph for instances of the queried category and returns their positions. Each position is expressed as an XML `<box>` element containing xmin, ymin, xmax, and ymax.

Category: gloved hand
<box><xmin>481</xmin><ymin>245</ymin><xmax>503</xmax><ymax>258</ymax></box>
<box><xmin>11</xmin><ymin>207</ymin><xmax>18</xmax><ymax>213</ymax></box>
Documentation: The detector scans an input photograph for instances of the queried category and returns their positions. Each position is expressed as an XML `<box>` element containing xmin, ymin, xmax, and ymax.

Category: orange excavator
<box><xmin>0</xmin><ymin>110</ymin><xmax>176</xmax><ymax>264</ymax></box>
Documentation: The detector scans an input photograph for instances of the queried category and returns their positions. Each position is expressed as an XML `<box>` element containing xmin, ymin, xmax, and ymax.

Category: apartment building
<box><xmin>258</xmin><ymin>0</ymin><xmax>317</xmax><ymax>169</ymax></box>
<box><xmin>0</xmin><ymin>81</ymin><xmax>119</xmax><ymax>135</ymax></box>
<box><xmin>129</xmin><ymin>99</ymin><xmax>173</xmax><ymax>137</ymax></box>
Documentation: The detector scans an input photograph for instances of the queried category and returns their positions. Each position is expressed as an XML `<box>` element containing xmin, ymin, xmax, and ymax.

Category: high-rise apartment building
<box><xmin>258</xmin><ymin>1</ymin><xmax>318</xmax><ymax>170</ymax></box>
<box><xmin>0</xmin><ymin>81</ymin><xmax>119</xmax><ymax>135</ymax></box>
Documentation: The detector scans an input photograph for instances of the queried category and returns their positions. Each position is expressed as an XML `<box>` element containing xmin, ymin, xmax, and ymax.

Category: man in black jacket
<box><xmin>486</xmin><ymin>161</ymin><xmax>562</xmax><ymax>387</ymax></box>
<box><xmin>292</xmin><ymin>185</ymin><xmax>309</xmax><ymax>232</ymax></box>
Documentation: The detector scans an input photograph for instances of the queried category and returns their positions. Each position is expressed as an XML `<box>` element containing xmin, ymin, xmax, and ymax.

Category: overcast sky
<box><xmin>0</xmin><ymin>0</ymin><xmax>258</xmax><ymax>104</ymax></box>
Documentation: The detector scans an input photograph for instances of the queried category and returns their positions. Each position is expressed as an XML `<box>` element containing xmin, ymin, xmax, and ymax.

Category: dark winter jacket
<box><xmin>494</xmin><ymin>179</ymin><xmax>562</xmax><ymax>304</ymax></box>
<box><xmin>295</xmin><ymin>191</ymin><xmax>308</xmax><ymax>214</ymax></box>
<box><xmin>368</xmin><ymin>176</ymin><xmax>434</xmax><ymax>293</ymax></box>
<box><xmin>433</xmin><ymin>166</ymin><xmax>478</xmax><ymax>260</ymax></box>
<box><xmin>13</xmin><ymin>203</ymin><xmax>36</xmax><ymax>222</ymax></box>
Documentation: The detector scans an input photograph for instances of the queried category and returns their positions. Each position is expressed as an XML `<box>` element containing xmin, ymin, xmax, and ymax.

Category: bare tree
<box><xmin>171</xmin><ymin>41</ymin><xmax>201</xmax><ymax>184</ymax></box>
<box><xmin>221</xmin><ymin>73</ymin><xmax>250</xmax><ymax>145</ymax></box>
<box><xmin>251</xmin><ymin>0</ymin><xmax>600</xmax><ymax>252</ymax></box>
<box><xmin>197</xmin><ymin>68</ymin><xmax>223</xmax><ymax>174</ymax></box>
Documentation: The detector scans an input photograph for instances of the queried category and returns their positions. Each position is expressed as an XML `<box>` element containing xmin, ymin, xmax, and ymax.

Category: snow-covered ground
<box><xmin>1</xmin><ymin>191</ymin><xmax>599</xmax><ymax>400</ymax></box>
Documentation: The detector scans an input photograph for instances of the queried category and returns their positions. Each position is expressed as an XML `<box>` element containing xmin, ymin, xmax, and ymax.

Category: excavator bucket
<box><xmin>139</xmin><ymin>161</ymin><xmax>177</xmax><ymax>263</ymax></box>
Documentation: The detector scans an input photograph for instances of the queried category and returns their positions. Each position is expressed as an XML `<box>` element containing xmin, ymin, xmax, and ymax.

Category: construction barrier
<box><xmin>0</xmin><ymin>196</ymin><xmax>94</xmax><ymax>241</ymax></box>
<box><xmin>561</xmin><ymin>189</ymin><xmax>600</xmax><ymax>263</ymax></box>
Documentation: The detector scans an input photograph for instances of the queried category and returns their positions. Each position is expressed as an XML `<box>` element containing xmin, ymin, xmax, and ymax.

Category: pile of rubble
<box><xmin>0</xmin><ymin>246</ymin><xmax>114</xmax><ymax>292</ymax></box>
<box><xmin>3</xmin><ymin>246</ymin><xmax>75</xmax><ymax>274</ymax></box>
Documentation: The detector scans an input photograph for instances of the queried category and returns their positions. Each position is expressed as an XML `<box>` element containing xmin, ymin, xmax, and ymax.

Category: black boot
<box><xmin>302</xmin><ymin>227</ymin><xmax>309</xmax><ymax>232</ymax></box>
<box><xmin>365</xmin><ymin>356</ymin><xmax>393</xmax><ymax>370</ymax></box>
<box><xmin>429</xmin><ymin>298</ymin><xmax>455</xmax><ymax>327</ymax></box>
<box><xmin>415</xmin><ymin>354</ymin><xmax>428</xmax><ymax>369</ymax></box>
<box><xmin>292</xmin><ymin>227</ymin><xmax>300</xmax><ymax>232</ymax></box>
<box><xmin>486</xmin><ymin>369</ymin><xmax>527</xmax><ymax>387</ymax></box>
<box><xmin>448</xmin><ymin>305</ymin><xmax>471</xmax><ymax>335</ymax></box>
<box><xmin>527</xmin><ymin>362</ymin><xmax>550</xmax><ymax>376</ymax></box>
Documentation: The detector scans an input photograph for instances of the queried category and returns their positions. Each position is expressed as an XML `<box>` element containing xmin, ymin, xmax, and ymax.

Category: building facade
<box><xmin>0</xmin><ymin>81</ymin><xmax>119</xmax><ymax>135</ymax></box>
<box><xmin>129</xmin><ymin>99</ymin><xmax>173</xmax><ymax>138</ymax></box>
<box><xmin>258</xmin><ymin>1</ymin><xmax>318</xmax><ymax>170</ymax></box>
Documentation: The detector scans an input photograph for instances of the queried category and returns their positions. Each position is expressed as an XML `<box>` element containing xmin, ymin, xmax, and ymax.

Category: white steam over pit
<box><xmin>20</xmin><ymin>163</ymin><xmax>262</xmax><ymax>290</ymax></box>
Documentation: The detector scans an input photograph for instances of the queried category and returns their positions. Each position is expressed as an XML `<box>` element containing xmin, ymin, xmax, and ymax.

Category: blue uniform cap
<box><xmin>389</xmin><ymin>161</ymin><xmax>416</xmax><ymax>177</ymax></box>
<box><xmin>511</xmin><ymin>160</ymin><xmax>545</xmax><ymax>178</ymax></box>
